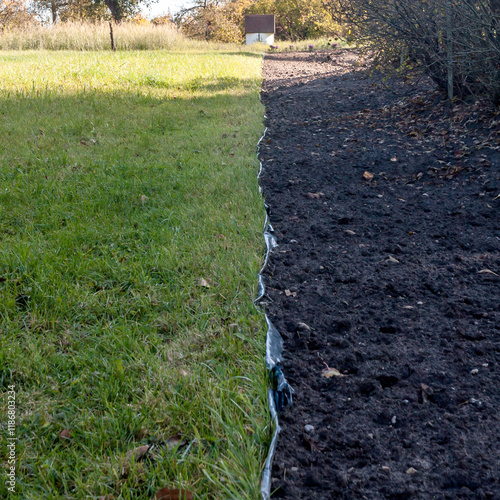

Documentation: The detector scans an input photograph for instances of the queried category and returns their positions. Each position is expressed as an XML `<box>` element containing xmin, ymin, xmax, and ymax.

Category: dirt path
<box><xmin>259</xmin><ymin>50</ymin><xmax>500</xmax><ymax>499</ymax></box>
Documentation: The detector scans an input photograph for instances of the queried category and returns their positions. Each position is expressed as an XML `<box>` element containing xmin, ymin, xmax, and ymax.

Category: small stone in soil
<box><xmin>304</xmin><ymin>424</ymin><xmax>315</xmax><ymax>434</ymax></box>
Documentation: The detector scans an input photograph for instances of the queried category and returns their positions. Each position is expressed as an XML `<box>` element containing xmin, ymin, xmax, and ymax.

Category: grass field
<box><xmin>0</xmin><ymin>48</ymin><xmax>269</xmax><ymax>499</ymax></box>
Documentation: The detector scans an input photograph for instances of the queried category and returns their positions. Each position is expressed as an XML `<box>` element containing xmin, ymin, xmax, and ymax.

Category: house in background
<box><xmin>245</xmin><ymin>15</ymin><xmax>275</xmax><ymax>45</ymax></box>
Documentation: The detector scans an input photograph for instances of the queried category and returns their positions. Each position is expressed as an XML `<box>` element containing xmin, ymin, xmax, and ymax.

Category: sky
<box><xmin>143</xmin><ymin>0</ymin><xmax>193</xmax><ymax>18</ymax></box>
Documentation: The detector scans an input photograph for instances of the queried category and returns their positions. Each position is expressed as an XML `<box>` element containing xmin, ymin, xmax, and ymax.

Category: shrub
<box><xmin>326</xmin><ymin>0</ymin><xmax>500</xmax><ymax>102</ymax></box>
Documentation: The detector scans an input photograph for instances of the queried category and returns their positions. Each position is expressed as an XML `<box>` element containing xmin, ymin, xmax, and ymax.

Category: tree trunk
<box><xmin>104</xmin><ymin>0</ymin><xmax>122</xmax><ymax>22</ymax></box>
<box><xmin>109</xmin><ymin>21</ymin><xmax>116</xmax><ymax>51</ymax></box>
<box><xmin>51</xmin><ymin>0</ymin><xmax>58</xmax><ymax>24</ymax></box>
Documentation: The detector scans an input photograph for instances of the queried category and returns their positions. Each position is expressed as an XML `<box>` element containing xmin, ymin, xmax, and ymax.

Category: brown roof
<box><xmin>245</xmin><ymin>15</ymin><xmax>275</xmax><ymax>34</ymax></box>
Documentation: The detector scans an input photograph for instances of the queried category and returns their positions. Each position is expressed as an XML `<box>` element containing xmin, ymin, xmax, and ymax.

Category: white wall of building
<box><xmin>245</xmin><ymin>33</ymin><xmax>274</xmax><ymax>45</ymax></box>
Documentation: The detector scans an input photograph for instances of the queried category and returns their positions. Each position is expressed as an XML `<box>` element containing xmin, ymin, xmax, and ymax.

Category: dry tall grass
<box><xmin>0</xmin><ymin>21</ymin><xmax>187</xmax><ymax>50</ymax></box>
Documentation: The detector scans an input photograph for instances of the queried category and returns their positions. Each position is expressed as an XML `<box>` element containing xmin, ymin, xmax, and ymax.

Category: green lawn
<box><xmin>0</xmin><ymin>49</ymin><xmax>269</xmax><ymax>499</ymax></box>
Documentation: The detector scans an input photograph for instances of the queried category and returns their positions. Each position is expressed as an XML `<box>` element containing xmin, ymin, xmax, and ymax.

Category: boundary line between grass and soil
<box><xmin>256</xmin><ymin>64</ymin><xmax>294</xmax><ymax>499</ymax></box>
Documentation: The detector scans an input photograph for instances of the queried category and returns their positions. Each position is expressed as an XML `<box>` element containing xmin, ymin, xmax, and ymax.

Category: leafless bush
<box><xmin>325</xmin><ymin>0</ymin><xmax>500</xmax><ymax>102</ymax></box>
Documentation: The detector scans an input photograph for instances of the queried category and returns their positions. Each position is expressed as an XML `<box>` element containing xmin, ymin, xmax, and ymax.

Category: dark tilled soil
<box><xmin>259</xmin><ymin>50</ymin><xmax>500</xmax><ymax>499</ymax></box>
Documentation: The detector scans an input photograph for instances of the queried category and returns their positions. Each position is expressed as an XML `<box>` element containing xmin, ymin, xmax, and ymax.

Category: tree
<box><xmin>34</xmin><ymin>0</ymin><xmax>68</xmax><ymax>23</ymax></box>
<box><xmin>176</xmin><ymin>0</ymin><xmax>338</xmax><ymax>42</ymax></box>
<box><xmin>176</xmin><ymin>0</ymin><xmax>253</xmax><ymax>42</ymax></box>
<box><xmin>34</xmin><ymin>0</ymin><xmax>150</xmax><ymax>23</ymax></box>
<box><xmin>0</xmin><ymin>0</ymin><xmax>36</xmax><ymax>31</ymax></box>
<box><xmin>247</xmin><ymin>0</ymin><xmax>338</xmax><ymax>40</ymax></box>
<box><xmin>58</xmin><ymin>0</ymin><xmax>108</xmax><ymax>22</ymax></box>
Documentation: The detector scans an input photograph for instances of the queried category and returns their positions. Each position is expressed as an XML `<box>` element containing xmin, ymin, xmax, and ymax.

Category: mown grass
<box><xmin>0</xmin><ymin>49</ymin><xmax>269</xmax><ymax>499</ymax></box>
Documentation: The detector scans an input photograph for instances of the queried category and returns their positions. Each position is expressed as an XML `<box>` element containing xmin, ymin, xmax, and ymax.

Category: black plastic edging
<box><xmin>255</xmin><ymin>68</ymin><xmax>294</xmax><ymax>499</ymax></box>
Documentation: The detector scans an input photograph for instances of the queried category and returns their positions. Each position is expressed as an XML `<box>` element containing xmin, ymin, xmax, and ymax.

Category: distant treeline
<box><xmin>1</xmin><ymin>0</ymin><xmax>342</xmax><ymax>42</ymax></box>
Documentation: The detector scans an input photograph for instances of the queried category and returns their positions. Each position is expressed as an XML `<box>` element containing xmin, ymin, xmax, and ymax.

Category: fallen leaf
<box><xmin>420</xmin><ymin>383</ymin><xmax>433</xmax><ymax>403</ymax></box>
<box><xmin>387</xmin><ymin>255</ymin><xmax>400</xmax><ymax>263</ymax></box>
<box><xmin>307</xmin><ymin>192</ymin><xmax>324</xmax><ymax>199</ymax></box>
<box><xmin>126</xmin><ymin>444</ymin><xmax>151</xmax><ymax>462</ymax></box>
<box><xmin>197</xmin><ymin>278</ymin><xmax>210</xmax><ymax>288</ymax></box>
<box><xmin>406</xmin><ymin>467</ymin><xmax>418</xmax><ymax>474</ymax></box>
<box><xmin>166</xmin><ymin>434</ymin><xmax>187</xmax><ymax>449</ymax></box>
<box><xmin>345</xmin><ymin>230</ymin><xmax>356</xmax><ymax>235</ymax></box>
<box><xmin>59</xmin><ymin>429</ymin><xmax>72</xmax><ymax>440</ymax></box>
<box><xmin>297</xmin><ymin>322</ymin><xmax>312</xmax><ymax>332</ymax></box>
<box><xmin>155</xmin><ymin>488</ymin><xmax>194</xmax><ymax>500</ymax></box>
<box><xmin>363</xmin><ymin>171</ymin><xmax>374</xmax><ymax>181</ymax></box>
<box><xmin>478</xmin><ymin>269</ymin><xmax>498</xmax><ymax>276</ymax></box>
<box><xmin>141</xmin><ymin>195</ymin><xmax>148</xmax><ymax>204</ymax></box>
<box><xmin>321</xmin><ymin>366</ymin><xmax>345</xmax><ymax>378</ymax></box>
<box><xmin>179</xmin><ymin>369</ymin><xmax>189</xmax><ymax>377</ymax></box>
<box><xmin>285</xmin><ymin>289</ymin><xmax>297</xmax><ymax>297</ymax></box>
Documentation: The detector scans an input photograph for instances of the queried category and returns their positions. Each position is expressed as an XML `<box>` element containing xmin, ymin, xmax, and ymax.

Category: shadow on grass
<box><xmin>0</xmin><ymin>73</ymin><xmax>267</xmax><ymax>498</ymax></box>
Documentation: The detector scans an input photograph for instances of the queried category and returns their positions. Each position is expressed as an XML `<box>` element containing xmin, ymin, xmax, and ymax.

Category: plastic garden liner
<box><xmin>255</xmin><ymin>123</ymin><xmax>294</xmax><ymax>500</ymax></box>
